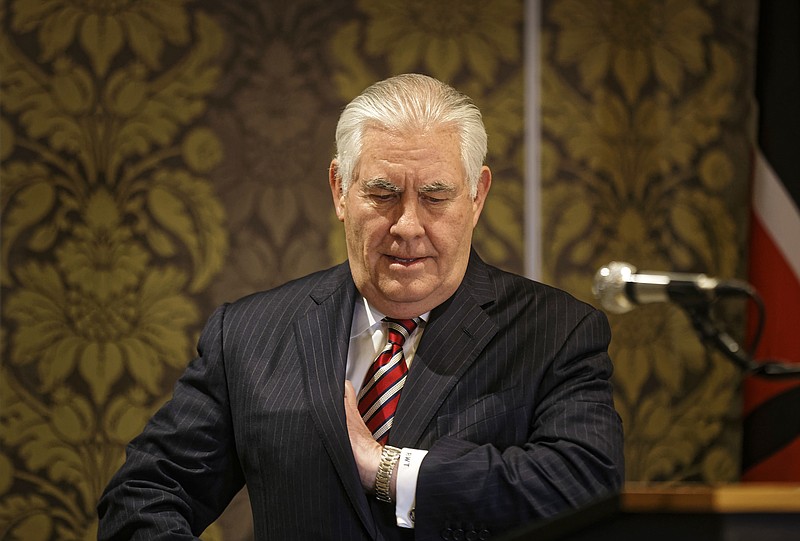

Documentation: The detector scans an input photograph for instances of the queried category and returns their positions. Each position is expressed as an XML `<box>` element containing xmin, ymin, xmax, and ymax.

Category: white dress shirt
<box><xmin>346</xmin><ymin>295</ymin><xmax>429</xmax><ymax>528</ymax></box>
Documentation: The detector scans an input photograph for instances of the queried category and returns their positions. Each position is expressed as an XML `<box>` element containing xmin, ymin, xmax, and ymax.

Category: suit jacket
<box><xmin>97</xmin><ymin>251</ymin><xmax>624</xmax><ymax>541</ymax></box>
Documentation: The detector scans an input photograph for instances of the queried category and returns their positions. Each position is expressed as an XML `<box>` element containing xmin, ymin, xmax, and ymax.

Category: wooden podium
<box><xmin>499</xmin><ymin>484</ymin><xmax>800</xmax><ymax>540</ymax></box>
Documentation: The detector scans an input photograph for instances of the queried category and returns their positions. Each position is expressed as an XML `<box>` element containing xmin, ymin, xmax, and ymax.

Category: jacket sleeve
<box><xmin>414</xmin><ymin>308</ymin><xmax>624</xmax><ymax>540</ymax></box>
<box><xmin>97</xmin><ymin>305</ymin><xmax>245</xmax><ymax>540</ymax></box>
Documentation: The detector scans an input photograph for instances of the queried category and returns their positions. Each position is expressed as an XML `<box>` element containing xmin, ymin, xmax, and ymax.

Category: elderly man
<box><xmin>98</xmin><ymin>74</ymin><xmax>623</xmax><ymax>541</ymax></box>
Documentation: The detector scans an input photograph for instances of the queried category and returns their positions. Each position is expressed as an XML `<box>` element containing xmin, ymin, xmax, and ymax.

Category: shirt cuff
<box><xmin>395</xmin><ymin>447</ymin><xmax>428</xmax><ymax>528</ymax></box>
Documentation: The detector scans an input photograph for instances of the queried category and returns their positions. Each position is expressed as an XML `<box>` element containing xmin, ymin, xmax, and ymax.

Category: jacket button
<box><xmin>452</xmin><ymin>529</ymin><xmax>465</xmax><ymax>540</ymax></box>
<box><xmin>440</xmin><ymin>528</ymin><xmax>453</xmax><ymax>540</ymax></box>
<box><xmin>479</xmin><ymin>529</ymin><xmax>491</xmax><ymax>540</ymax></box>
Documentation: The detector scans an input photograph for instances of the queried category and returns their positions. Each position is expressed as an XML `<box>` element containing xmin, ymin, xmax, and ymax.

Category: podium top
<box><xmin>622</xmin><ymin>483</ymin><xmax>800</xmax><ymax>513</ymax></box>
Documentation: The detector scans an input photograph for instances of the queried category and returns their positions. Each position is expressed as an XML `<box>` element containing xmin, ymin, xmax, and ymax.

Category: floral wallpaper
<box><xmin>0</xmin><ymin>0</ymin><xmax>756</xmax><ymax>539</ymax></box>
<box><xmin>1</xmin><ymin>0</ymin><xmax>228</xmax><ymax>539</ymax></box>
<box><xmin>540</xmin><ymin>0</ymin><xmax>756</xmax><ymax>481</ymax></box>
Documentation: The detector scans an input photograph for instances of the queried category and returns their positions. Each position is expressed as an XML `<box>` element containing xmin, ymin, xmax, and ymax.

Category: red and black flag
<box><xmin>742</xmin><ymin>0</ymin><xmax>800</xmax><ymax>482</ymax></box>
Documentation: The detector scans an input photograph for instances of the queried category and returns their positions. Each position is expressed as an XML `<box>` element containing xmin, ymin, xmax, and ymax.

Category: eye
<box><xmin>370</xmin><ymin>192</ymin><xmax>397</xmax><ymax>202</ymax></box>
<box><xmin>422</xmin><ymin>193</ymin><xmax>448</xmax><ymax>204</ymax></box>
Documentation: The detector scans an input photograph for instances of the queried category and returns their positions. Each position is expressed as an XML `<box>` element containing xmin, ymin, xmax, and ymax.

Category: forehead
<box><xmin>356</xmin><ymin>126</ymin><xmax>464</xmax><ymax>179</ymax></box>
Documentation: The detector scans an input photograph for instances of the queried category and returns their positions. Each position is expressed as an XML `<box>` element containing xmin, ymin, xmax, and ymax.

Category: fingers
<box><xmin>344</xmin><ymin>380</ymin><xmax>382</xmax><ymax>490</ymax></box>
<box><xmin>344</xmin><ymin>380</ymin><xmax>360</xmax><ymax>419</ymax></box>
<box><xmin>344</xmin><ymin>379</ymin><xmax>356</xmax><ymax>405</ymax></box>
<box><xmin>344</xmin><ymin>380</ymin><xmax>365</xmax><ymax>432</ymax></box>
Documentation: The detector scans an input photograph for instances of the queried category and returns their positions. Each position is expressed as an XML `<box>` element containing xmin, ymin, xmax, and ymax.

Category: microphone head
<box><xmin>592</xmin><ymin>261</ymin><xmax>636</xmax><ymax>314</ymax></box>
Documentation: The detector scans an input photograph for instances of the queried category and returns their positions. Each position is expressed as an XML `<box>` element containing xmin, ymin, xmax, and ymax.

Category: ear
<box><xmin>471</xmin><ymin>166</ymin><xmax>492</xmax><ymax>227</ymax></box>
<box><xmin>329</xmin><ymin>160</ymin><xmax>346</xmax><ymax>222</ymax></box>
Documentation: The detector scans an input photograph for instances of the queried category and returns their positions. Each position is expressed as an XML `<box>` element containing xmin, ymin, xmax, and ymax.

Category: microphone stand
<box><xmin>679</xmin><ymin>299</ymin><xmax>800</xmax><ymax>379</ymax></box>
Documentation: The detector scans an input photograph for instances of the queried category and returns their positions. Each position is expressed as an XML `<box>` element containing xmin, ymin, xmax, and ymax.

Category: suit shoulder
<box><xmin>222</xmin><ymin>261</ymin><xmax>352</xmax><ymax>322</ymax></box>
<box><xmin>480</xmin><ymin>261</ymin><xmax>600</xmax><ymax>322</ymax></box>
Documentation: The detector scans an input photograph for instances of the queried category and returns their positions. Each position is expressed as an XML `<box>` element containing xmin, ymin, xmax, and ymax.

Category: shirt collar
<box><xmin>350</xmin><ymin>294</ymin><xmax>430</xmax><ymax>339</ymax></box>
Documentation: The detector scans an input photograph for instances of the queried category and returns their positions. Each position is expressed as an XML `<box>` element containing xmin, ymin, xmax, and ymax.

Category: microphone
<box><xmin>592</xmin><ymin>261</ymin><xmax>752</xmax><ymax>314</ymax></box>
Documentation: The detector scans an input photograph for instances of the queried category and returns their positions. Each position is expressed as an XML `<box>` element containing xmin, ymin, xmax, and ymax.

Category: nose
<box><xmin>390</xmin><ymin>198</ymin><xmax>425</xmax><ymax>239</ymax></box>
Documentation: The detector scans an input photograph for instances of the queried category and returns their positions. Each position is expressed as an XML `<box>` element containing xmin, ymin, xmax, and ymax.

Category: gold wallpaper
<box><xmin>540</xmin><ymin>0</ymin><xmax>755</xmax><ymax>482</ymax></box>
<box><xmin>0</xmin><ymin>0</ymin><xmax>756</xmax><ymax>539</ymax></box>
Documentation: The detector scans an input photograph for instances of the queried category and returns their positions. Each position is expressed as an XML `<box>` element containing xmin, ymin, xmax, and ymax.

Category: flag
<box><xmin>741</xmin><ymin>0</ymin><xmax>800</xmax><ymax>482</ymax></box>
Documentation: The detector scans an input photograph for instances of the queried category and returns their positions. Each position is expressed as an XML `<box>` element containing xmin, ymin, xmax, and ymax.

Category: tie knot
<box><xmin>383</xmin><ymin>317</ymin><xmax>419</xmax><ymax>346</ymax></box>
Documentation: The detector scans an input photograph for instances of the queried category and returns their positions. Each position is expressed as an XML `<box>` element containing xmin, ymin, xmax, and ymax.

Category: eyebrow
<box><xmin>363</xmin><ymin>178</ymin><xmax>401</xmax><ymax>192</ymax></box>
<box><xmin>418</xmin><ymin>181</ymin><xmax>456</xmax><ymax>194</ymax></box>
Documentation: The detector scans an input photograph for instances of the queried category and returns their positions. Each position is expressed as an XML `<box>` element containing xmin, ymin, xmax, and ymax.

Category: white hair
<box><xmin>333</xmin><ymin>74</ymin><xmax>487</xmax><ymax>198</ymax></box>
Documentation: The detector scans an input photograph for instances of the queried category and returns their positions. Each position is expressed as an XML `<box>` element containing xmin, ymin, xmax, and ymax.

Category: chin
<box><xmin>379</xmin><ymin>281</ymin><xmax>454</xmax><ymax>312</ymax></box>
<box><xmin>381</xmin><ymin>288</ymin><xmax>434</xmax><ymax>305</ymax></box>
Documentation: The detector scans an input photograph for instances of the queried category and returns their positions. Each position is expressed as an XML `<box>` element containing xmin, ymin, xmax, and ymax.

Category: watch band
<box><xmin>375</xmin><ymin>445</ymin><xmax>402</xmax><ymax>503</ymax></box>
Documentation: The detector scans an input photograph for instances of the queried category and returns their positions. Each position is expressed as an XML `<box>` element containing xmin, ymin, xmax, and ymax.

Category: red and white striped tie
<box><xmin>357</xmin><ymin>318</ymin><xmax>419</xmax><ymax>445</ymax></box>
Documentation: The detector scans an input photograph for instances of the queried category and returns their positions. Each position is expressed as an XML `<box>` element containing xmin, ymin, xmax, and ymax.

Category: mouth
<box><xmin>387</xmin><ymin>255</ymin><xmax>426</xmax><ymax>266</ymax></box>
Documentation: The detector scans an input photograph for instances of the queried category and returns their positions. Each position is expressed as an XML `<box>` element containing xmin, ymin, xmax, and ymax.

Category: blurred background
<box><xmin>2</xmin><ymin>1</ymin><xmax>798</xmax><ymax>539</ymax></box>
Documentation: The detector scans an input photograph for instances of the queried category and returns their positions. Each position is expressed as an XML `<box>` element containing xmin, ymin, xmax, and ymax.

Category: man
<box><xmin>98</xmin><ymin>74</ymin><xmax>624</xmax><ymax>540</ymax></box>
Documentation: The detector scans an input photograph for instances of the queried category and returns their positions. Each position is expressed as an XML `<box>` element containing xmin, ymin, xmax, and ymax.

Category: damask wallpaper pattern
<box><xmin>540</xmin><ymin>0</ymin><xmax>756</xmax><ymax>482</ymax></box>
<box><xmin>0</xmin><ymin>0</ymin><xmax>755</xmax><ymax>539</ymax></box>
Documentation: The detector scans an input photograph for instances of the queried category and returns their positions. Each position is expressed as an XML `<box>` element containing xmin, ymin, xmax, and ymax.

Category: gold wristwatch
<box><xmin>374</xmin><ymin>445</ymin><xmax>402</xmax><ymax>503</ymax></box>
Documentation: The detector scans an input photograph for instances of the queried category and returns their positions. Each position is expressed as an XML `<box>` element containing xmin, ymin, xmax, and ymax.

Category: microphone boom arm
<box><xmin>680</xmin><ymin>301</ymin><xmax>759</xmax><ymax>372</ymax></box>
<box><xmin>594</xmin><ymin>261</ymin><xmax>800</xmax><ymax>379</ymax></box>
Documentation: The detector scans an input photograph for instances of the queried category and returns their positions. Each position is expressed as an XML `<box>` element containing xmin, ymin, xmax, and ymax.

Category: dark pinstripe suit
<box><xmin>97</xmin><ymin>251</ymin><xmax>624</xmax><ymax>540</ymax></box>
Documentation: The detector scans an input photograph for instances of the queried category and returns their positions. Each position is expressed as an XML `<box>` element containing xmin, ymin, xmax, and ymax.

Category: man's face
<box><xmin>330</xmin><ymin>125</ymin><xmax>491</xmax><ymax>318</ymax></box>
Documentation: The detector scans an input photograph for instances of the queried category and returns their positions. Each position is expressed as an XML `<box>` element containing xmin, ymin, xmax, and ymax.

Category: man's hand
<box><xmin>344</xmin><ymin>380</ymin><xmax>384</xmax><ymax>493</ymax></box>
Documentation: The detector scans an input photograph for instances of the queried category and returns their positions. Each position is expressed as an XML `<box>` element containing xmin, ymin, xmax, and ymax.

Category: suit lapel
<box><xmin>294</xmin><ymin>265</ymin><xmax>377</xmax><ymax>537</ymax></box>
<box><xmin>390</xmin><ymin>252</ymin><xmax>498</xmax><ymax>448</ymax></box>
